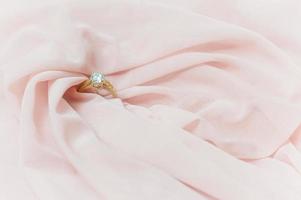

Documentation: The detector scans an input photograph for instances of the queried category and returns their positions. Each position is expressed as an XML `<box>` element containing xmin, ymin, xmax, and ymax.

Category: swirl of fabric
<box><xmin>1</xmin><ymin>0</ymin><xmax>301</xmax><ymax>200</ymax></box>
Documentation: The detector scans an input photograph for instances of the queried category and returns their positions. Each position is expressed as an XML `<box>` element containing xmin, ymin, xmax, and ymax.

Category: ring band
<box><xmin>77</xmin><ymin>72</ymin><xmax>117</xmax><ymax>97</ymax></box>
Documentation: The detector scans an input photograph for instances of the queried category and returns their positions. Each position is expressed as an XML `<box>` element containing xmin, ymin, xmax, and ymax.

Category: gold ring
<box><xmin>77</xmin><ymin>72</ymin><xmax>117</xmax><ymax>97</ymax></box>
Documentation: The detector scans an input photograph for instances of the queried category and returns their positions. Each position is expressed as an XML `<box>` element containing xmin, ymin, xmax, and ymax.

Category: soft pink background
<box><xmin>1</xmin><ymin>0</ymin><xmax>301</xmax><ymax>199</ymax></box>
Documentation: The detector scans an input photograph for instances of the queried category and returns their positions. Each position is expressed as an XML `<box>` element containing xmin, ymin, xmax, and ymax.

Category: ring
<box><xmin>77</xmin><ymin>72</ymin><xmax>117</xmax><ymax>97</ymax></box>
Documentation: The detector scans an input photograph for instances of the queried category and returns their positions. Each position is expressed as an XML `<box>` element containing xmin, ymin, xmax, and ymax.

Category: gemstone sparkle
<box><xmin>90</xmin><ymin>72</ymin><xmax>105</xmax><ymax>87</ymax></box>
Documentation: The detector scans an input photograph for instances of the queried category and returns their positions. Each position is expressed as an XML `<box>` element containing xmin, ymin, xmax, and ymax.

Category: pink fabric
<box><xmin>1</xmin><ymin>0</ymin><xmax>301</xmax><ymax>199</ymax></box>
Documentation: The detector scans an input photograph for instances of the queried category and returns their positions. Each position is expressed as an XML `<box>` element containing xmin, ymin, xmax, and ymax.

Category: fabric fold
<box><xmin>1</xmin><ymin>0</ymin><xmax>301</xmax><ymax>199</ymax></box>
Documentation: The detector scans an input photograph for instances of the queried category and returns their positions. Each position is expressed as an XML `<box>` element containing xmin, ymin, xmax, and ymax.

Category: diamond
<box><xmin>90</xmin><ymin>72</ymin><xmax>105</xmax><ymax>87</ymax></box>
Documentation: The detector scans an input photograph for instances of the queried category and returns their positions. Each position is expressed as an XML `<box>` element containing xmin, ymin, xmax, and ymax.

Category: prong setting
<box><xmin>90</xmin><ymin>72</ymin><xmax>105</xmax><ymax>87</ymax></box>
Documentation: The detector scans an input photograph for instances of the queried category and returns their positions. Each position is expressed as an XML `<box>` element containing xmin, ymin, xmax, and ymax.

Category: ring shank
<box><xmin>77</xmin><ymin>79</ymin><xmax>117</xmax><ymax>97</ymax></box>
<box><xmin>77</xmin><ymin>80</ymin><xmax>92</xmax><ymax>92</ymax></box>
